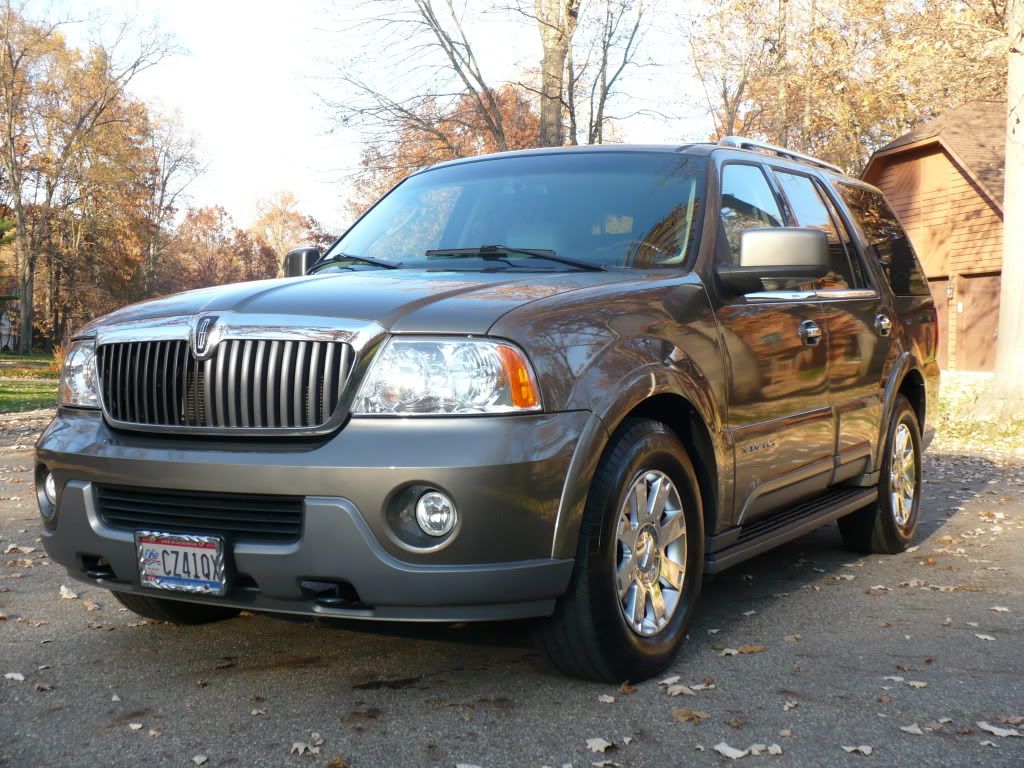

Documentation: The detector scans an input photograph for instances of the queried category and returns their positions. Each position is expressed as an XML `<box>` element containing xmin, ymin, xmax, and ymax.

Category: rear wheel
<box><xmin>838</xmin><ymin>394</ymin><xmax>922</xmax><ymax>554</ymax></box>
<box><xmin>112</xmin><ymin>591</ymin><xmax>240</xmax><ymax>625</ymax></box>
<box><xmin>535</xmin><ymin>418</ymin><xmax>704</xmax><ymax>681</ymax></box>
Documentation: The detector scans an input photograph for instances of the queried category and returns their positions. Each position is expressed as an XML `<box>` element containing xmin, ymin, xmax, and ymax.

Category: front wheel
<box><xmin>534</xmin><ymin>418</ymin><xmax>704</xmax><ymax>681</ymax></box>
<box><xmin>838</xmin><ymin>394</ymin><xmax>922</xmax><ymax>554</ymax></box>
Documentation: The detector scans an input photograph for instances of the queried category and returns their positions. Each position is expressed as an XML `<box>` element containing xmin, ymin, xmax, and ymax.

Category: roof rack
<box><xmin>717</xmin><ymin>136</ymin><xmax>845</xmax><ymax>174</ymax></box>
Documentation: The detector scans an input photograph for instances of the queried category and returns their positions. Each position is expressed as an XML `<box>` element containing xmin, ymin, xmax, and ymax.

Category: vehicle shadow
<box><xmin>288</xmin><ymin>451</ymin><xmax>1003</xmax><ymax>680</ymax></box>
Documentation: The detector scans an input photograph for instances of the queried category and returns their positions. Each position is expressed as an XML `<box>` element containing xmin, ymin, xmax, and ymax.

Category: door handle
<box><xmin>875</xmin><ymin>314</ymin><xmax>892</xmax><ymax>337</ymax></box>
<box><xmin>798</xmin><ymin>319</ymin><xmax>822</xmax><ymax>347</ymax></box>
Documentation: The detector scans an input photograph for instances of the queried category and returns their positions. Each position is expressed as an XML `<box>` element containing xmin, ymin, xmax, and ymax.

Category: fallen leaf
<box><xmin>598</xmin><ymin>695</ymin><xmax>615</xmax><ymax>703</ymax></box>
<box><xmin>617</xmin><ymin>681</ymin><xmax>635</xmax><ymax>695</ymax></box>
<box><xmin>290</xmin><ymin>742</ymin><xmax>321</xmax><ymax>756</ymax></box>
<box><xmin>666</xmin><ymin>684</ymin><xmax>695</xmax><ymax>697</ymax></box>
<box><xmin>192</xmin><ymin>757</ymin><xmax>208</xmax><ymax>766</ymax></box>
<box><xmin>767</xmin><ymin>744</ymin><xmax>783</xmax><ymax>755</ymax></box>
<box><xmin>842</xmin><ymin>745</ymin><xmax>874</xmax><ymax>755</ymax></box>
<box><xmin>977</xmin><ymin>721</ymin><xmax>1021</xmax><ymax>738</ymax></box>
<box><xmin>990</xmin><ymin>606</ymin><xmax>1009</xmax><ymax>613</ymax></box>
<box><xmin>58</xmin><ymin>585</ymin><xmax>78</xmax><ymax>600</ymax></box>
<box><xmin>783</xmin><ymin>701</ymin><xmax>798</xmax><ymax>712</ymax></box>
<box><xmin>659</xmin><ymin>675</ymin><xmax>680</xmax><ymax>686</ymax></box>
<box><xmin>148</xmin><ymin>729</ymin><xmax>160</xmax><ymax>737</ymax></box>
<box><xmin>737</xmin><ymin>644</ymin><xmax>765</xmax><ymax>654</ymax></box>
<box><xmin>980</xmin><ymin>740</ymin><xmax>997</xmax><ymax>747</ymax></box>
<box><xmin>34</xmin><ymin>683</ymin><xmax>52</xmax><ymax>692</ymax></box>
<box><xmin>783</xmin><ymin>634</ymin><xmax>801</xmax><ymax>642</ymax></box>
<box><xmin>713</xmin><ymin>742</ymin><xmax>749</xmax><ymax>760</ymax></box>
<box><xmin>942</xmin><ymin>617</ymin><xmax>954</xmax><ymax>626</ymax></box>
<box><xmin>672</xmin><ymin>709</ymin><xmax>710</xmax><ymax>724</ymax></box>
<box><xmin>82</xmin><ymin>599</ymin><xmax>100</xmax><ymax>612</ymax></box>
<box><xmin>900</xmin><ymin>724</ymin><xmax>924</xmax><ymax>735</ymax></box>
<box><xmin>586</xmin><ymin>737</ymin><xmax>614</xmax><ymax>753</ymax></box>
<box><xmin>779</xmin><ymin>729</ymin><xmax>792</xmax><ymax>737</ymax></box>
<box><xmin>128</xmin><ymin>723</ymin><xmax>143</xmax><ymax>731</ymax></box>
<box><xmin>907</xmin><ymin>681</ymin><xmax>928</xmax><ymax>689</ymax></box>
<box><xmin>883</xmin><ymin>675</ymin><xmax>905</xmax><ymax>682</ymax></box>
<box><xmin>975</xmin><ymin>634</ymin><xmax>996</xmax><ymax>641</ymax></box>
<box><xmin>111</xmin><ymin>694</ymin><xmax>121</xmax><ymax>702</ymax></box>
<box><xmin>720</xmin><ymin>648</ymin><xmax>739</xmax><ymax>657</ymax></box>
<box><xmin>4</xmin><ymin>672</ymin><xmax>24</xmax><ymax>681</ymax></box>
<box><xmin>251</xmin><ymin>708</ymin><xmax>267</xmax><ymax>716</ymax></box>
<box><xmin>741</xmin><ymin>610</ymin><xmax>756</xmax><ymax>617</ymax></box>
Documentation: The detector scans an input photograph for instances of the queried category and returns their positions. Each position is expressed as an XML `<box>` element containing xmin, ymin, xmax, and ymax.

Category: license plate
<box><xmin>135</xmin><ymin>532</ymin><xmax>226</xmax><ymax>595</ymax></box>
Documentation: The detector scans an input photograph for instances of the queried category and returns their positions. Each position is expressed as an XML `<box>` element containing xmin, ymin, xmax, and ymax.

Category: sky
<box><xmin>51</xmin><ymin>0</ymin><xmax>709</xmax><ymax>233</ymax></box>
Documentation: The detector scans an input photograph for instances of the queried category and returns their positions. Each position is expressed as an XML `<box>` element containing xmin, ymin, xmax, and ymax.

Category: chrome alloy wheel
<box><xmin>615</xmin><ymin>470</ymin><xmax>687</xmax><ymax>637</ymax></box>
<box><xmin>889</xmin><ymin>423</ymin><xmax>916</xmax><ymax>527</ymax></box>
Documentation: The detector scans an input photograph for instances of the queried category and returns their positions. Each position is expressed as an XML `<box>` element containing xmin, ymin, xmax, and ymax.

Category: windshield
<box><xmin>319</xmin><ymin>152</ymin><xmax>707</xmax><ymax>272</ymax></box>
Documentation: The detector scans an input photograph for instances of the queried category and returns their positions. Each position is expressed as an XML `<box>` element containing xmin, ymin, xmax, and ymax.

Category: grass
<box><xmin>0</xmin><ymin>379</ymin><xmax>58</xmax><ymax>413</ymax></box>
<box><xmin>0</xmin><ymin>351</ymin><xmax>59</xmax><ymax>380</ymax></box>
<box><xmin>0</xmin><ymin>351</ymin><xmax>56</xmax><ymax>362</ymax></box>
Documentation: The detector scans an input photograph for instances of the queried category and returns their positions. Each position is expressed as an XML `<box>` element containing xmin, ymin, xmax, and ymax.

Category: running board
<box><xmin>704</xmin><ymin>486</ymin><xmax>877</xmax><ymax>574</ymax></box>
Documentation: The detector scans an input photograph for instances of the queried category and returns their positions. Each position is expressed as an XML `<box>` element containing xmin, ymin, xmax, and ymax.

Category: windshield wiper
<box><xmin>312</xmin><ymin>252</ymin><xmax>399</xmax><ymax>271</ymax></box>
<box><xmin>425</xmin><ymin>245</ymin><xmax>606</xmax><ymax>272</ymax></box>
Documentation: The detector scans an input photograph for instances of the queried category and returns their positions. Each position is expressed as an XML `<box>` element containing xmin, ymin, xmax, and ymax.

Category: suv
<box><xmin>37</xmin><ymin>137</ymin><xmax>939</xmax><ymax>681</ymax></box>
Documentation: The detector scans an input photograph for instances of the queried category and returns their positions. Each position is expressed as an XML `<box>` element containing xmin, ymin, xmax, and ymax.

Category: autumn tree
<box><xmin>0</xmin><ymin>2</ymin><xmax>174</xmax><ymax>351</ymax></box>
<box><xmin>685</xmin><ymin>0</ymin><xmax>1007</xmax><ymax>171</ymax></box>
<box><xmin>989</xmin><ymin>0</ymin><xmax>1023</xmax><ymax>419</ymax></box>
<box><xmin>350</xmin><ymin>84</ymin><xmax>539</xmax><ymax>212</ymax></box>
<box><xmin>534</xmin><ymin>0</ymin><xmax>580</xmax><ymax>146</ymax></box>
<box><xmin>140</xmin><ymin>110</ymin><xmax>203</xmax><ymax>295</ymax></box>
<box><xmin>251</xmin><ymin>191</ymin><xmax>308</xmax><ymax>265</ymax></box>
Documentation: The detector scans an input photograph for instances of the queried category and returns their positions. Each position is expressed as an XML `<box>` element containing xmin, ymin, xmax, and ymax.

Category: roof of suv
<box><xmin>423</xmin><ymin>141</ymin><xmax>855</xmax><ymax>180</ymax></box>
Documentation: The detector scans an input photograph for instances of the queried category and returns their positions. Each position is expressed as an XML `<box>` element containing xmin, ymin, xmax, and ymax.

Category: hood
<box><xmin>78</xmin><ymin>269</ymin><xmax>635</xmax><ymax>337</ymax></box>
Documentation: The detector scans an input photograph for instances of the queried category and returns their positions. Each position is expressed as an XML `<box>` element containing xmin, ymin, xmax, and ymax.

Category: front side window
<box><xmin>835</xmin><ymin>183</ymin><xmax>930</xmax><ymax>296</ymax></box>
<box><xmin>318</xmin><ymin>153</ymin><xmax>707</xmax><ymax>272</ymax></box>
<box><xmin>775</xmin><ymin>170</ymin><xmax>858</xmax><ymax>290</ymax></box>
<box><xmin>717</xmin><ymin>164</ymin><xmax>784</xmax><ymax>264</ymax></box>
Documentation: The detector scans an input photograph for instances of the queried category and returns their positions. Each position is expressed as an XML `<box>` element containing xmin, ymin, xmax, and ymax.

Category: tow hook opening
<box><xmin>81</xmin><ymin>555</ymin><xmax>116</xmax><ymax>581</ymax></box>
<box><xmin>299</xmin><ymin>579</ymin><xmax>368</xmax><ymax>610</ymax></box>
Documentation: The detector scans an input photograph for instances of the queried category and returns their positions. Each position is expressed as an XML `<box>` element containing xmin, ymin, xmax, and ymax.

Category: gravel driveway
<box><xmin>2</xmin><ymin>410</ymin><xmax>1022</xmax><ymax>768</ymax></box>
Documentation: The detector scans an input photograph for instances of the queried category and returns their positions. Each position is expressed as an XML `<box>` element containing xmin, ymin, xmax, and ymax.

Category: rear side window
<box><xmin>835</xmin><ymin>183</ymin><xmax>930</xmax><ymax>296</ymax></box>
<box><xmin>774</xmin><ymin>170</ymin><xmax>860</xmax><ymax>290</ymax></box>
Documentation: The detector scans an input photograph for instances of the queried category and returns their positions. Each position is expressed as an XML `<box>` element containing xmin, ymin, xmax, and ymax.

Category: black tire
<box><xmin>112</xmin><ymin>591</ymin><xmax>240</xmax><ymax>625</ymax></box>
<box><xmin>534</xmin><ymin>418</ymin><xmax>704</xmax><ymax>682</ymax></box>
<box><xmin>838</xmin><ymin>394</ymin><xmax>922</xmax><ymax>554</ymax></box>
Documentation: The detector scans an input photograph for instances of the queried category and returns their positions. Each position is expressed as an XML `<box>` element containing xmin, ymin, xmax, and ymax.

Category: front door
<box><xmin>712</xmin><ymin>162</ymin><xmax>835</xmax><ymax>525</ymax></box>
<box><xmin>769</xmin><ymin>168</ymin><xmax>891</xmax><ymax>483</ymax></box>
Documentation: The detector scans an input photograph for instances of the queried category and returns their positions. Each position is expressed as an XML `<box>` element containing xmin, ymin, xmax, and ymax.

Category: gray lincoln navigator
<box><xmin>37</xmin><ymin>138</ymin><xmax>939</xmax><ymax>681</ymax></box>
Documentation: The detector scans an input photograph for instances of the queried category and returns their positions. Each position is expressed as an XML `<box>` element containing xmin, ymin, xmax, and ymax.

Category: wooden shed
<box><xmin>862</xmin><ymin>100</ymin><xmax>1005</xmax><ymax>371</ymax></box>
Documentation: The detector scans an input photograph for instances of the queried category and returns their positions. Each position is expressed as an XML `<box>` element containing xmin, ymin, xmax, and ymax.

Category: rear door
<box><xmin>770</xmin><ymin>168</ymin><xmax>890</xmax><ymax>483</ymax></box>
<box><xmin>710</xmin><ymin>161</ymin><xmax>834</xmax><ymax>525</ymax></box>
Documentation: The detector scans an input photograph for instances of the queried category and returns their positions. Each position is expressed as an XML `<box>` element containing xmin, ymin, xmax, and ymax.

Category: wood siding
<box><xmin>866</xmin><ymin>144</ymin><xmax>1003</xmax><ymax>371</ymax></box>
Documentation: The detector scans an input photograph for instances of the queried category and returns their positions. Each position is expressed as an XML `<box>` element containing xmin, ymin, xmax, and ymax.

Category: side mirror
<box><xmin>716</xmin><ymin>228</ymin><xmax>828</xmax><ymax>294</ymax></box>
<box><xmin>284</xmin><ymin>247</ymin><xmax>321</xmax><ymax>277</ymax></box>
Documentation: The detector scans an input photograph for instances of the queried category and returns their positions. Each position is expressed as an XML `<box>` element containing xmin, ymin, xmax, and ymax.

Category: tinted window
<box><xmin>775</xmin><ymin>171</ymin><xmax>857</xmax><ymax>290</ymax></box>
<box><xmin>836</xmin><ymin>183</ymin><xmax>930</xmax><ymax>296</ymax></box>
<box><xmin>321</xmin><ymin>153</ymin><xmax>707</xmax><ymax>271</ymax></box>
<box><xmin>718</xmin><ymin>164</ymin><xmax>784</xmax><ymax>264</ymax></box>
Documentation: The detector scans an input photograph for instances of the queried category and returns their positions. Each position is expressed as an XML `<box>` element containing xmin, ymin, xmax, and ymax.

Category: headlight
<box><xmin>59</xmin><ymin>339</ymin><xmax>100</xmax><ymax>409</ymax></box>
<box><xmin>353</xmin><ymin>337</ymin><xmax>541</xmax><ymax>415</ymax></box>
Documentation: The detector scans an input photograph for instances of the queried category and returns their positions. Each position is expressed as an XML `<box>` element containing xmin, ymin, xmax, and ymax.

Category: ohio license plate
<box><xmin>135</xmin><ymin>532</ymin><xmax>226</xmax><ymax>595</ymax></box>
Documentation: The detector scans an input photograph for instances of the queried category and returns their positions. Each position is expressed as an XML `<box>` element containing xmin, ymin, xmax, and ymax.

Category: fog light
<box><xmin>415</xmin><ymin>490</ymin><xmax>457</xmax><ymax>537</ymax></box>
<box><xmin>43</xmin><ymin>472</ymin><xmax>57</xmax><ymax>506</ymax></box>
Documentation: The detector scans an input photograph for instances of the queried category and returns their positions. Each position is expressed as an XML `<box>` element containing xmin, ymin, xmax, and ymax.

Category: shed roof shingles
<box><xmin>873</xmin><ymin>99</ymin><xmax>1006</xmax><ymax>207</ymax></box>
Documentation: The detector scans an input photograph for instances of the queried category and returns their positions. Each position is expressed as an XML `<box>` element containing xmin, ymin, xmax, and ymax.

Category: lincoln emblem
<box><xmin>193</xmin><ymin>316</ymin><xmax>218</xmax><ymax>357</ymax></box>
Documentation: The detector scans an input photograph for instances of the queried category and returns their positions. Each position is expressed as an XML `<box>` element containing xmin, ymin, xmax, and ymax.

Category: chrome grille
<box><xmin>96</xmin><ymin>339</ymin><xmax>353</xmax><ymax>430</ymax></box>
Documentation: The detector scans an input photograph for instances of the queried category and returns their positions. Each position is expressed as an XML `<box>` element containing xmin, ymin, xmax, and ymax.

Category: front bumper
<box><xmin>36</xmin><ymin>410</ymin><xmax>591</xmax><ymax>621</ymax></box>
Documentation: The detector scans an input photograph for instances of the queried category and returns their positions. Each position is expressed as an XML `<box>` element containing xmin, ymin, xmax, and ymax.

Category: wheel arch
<box><xmin>551</xmin><ymin>375</ymin><xmax>727</xmax><ymax>559</ymax></box>
<box><xmin>875</xmin><ymin>354</ymin><xmax>928</xmax><ymax>470</ymax></box>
